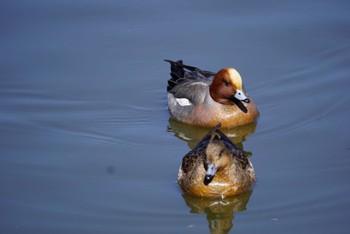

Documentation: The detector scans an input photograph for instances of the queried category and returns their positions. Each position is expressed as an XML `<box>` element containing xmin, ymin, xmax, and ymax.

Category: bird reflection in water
<box><xmin>182</xmin><ymin>190</ymin><xmax>253</xmax><ymax>234</ymax></box>
<box><xmin>167</xmin><ymin>118</ymin><xmax>257</xmax><ymax>152</ymax></box>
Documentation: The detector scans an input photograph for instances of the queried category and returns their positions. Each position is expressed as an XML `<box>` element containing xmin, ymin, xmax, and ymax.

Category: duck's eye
<box><xmin>222</xmin><ymin>79</ymin><xmax>229</xmax><ymax>87</ymax></box>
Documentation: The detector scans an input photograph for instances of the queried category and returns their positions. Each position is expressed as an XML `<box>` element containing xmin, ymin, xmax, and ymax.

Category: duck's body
<box><xmin>178</xmin><ymin>124</ymin><xmax>256</xmax><ymax>198</ymax></box>
<box><xmin>166</xmin><ymin>60</ymin><xmax>259</xmax><ymax>128</ymax></box>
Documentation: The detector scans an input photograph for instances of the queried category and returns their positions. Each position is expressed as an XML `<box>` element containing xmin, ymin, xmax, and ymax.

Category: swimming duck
<box><xmin>166</xmin><ymin>60</ymin><xmax>259</xmax><ymax>128</ymax></box>
<box><xmin>178</xmin><ymin>124</ymin><xmax>256</xmax><ymax>198</ymax></box>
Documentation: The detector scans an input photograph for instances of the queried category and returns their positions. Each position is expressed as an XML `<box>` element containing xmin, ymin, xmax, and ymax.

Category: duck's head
<box><xmin>209</xmin><ymin>68</ymin><xmax>250</xmax><ymax>106</ymax></box>
<box><xmin>203</xmin><ymin>140</ymin><xmax>232</xmax><ymax>185</ymax></box>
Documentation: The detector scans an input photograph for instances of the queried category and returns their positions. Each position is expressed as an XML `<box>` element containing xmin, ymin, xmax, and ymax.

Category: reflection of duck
<box><xmin>178</xmin><ymin>124</ymin><xmax>256</xmax><ymax>198</ymax></box>
<box><xmin>166</xmin><ymin>60</ymin><xmax>259</xmax><ymax>128</ymax></box>
<box><xmin>182</xmin><ymin>190</ymin><xmax>253</xmax><ymax>234</ymax></box>
<box><xmin>167</xmin><ymin>118</ymin><xmax>257</xmax><ymax>149</ymax></box>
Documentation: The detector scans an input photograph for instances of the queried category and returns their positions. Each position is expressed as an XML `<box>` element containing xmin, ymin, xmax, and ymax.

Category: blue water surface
<box><xmin>1</xmin><ymin>0</ymin><xmax>350</xmax><ymax>233</ymax></box>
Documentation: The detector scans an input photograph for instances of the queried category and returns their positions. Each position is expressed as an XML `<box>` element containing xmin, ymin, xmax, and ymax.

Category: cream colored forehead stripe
<box><xmin>227</xmin><ymin>68</ymin><xmax>243</xmax><ymax>89</ymax></box>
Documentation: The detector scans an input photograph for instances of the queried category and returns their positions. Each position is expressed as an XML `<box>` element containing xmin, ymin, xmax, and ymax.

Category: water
<box><xmin>1</xmin><ymin>0</ymin><xmax>350</xmax><ymax>233</ymax></box>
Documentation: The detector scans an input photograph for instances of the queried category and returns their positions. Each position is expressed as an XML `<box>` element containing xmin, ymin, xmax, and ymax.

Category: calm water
<box><xmin>1</xmin><ymin>0</ymin><xmax>350</xmax><ymax>233</ymax></box>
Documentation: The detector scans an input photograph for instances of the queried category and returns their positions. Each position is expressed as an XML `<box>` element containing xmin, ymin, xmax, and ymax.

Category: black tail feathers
<box><xmin>165</xmin><ymin>59</ymin><xmax>185</xmax><ymax>92</ymax></box>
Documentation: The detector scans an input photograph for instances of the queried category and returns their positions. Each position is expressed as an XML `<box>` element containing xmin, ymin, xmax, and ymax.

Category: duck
<box><xmin>178</xmin><ymin>124</ymin><xmax>256</xmax><ymax>198</ymax></box>
<box><xmin>166</xmin><ymin>59</ymin><xmax>259</xmax><ymax>128</ymax></box>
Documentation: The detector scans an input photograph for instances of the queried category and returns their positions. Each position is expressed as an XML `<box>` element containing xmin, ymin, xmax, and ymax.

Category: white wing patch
<box><xmin>175</xmin><ymin>98</ymin><xmax>192</xmax><ymax>106</ymax></box>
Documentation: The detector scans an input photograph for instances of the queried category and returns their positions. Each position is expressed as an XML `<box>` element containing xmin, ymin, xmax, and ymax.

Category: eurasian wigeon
<box><xmin>166</xmin><ymin>60</ymin><xmax>259</xmax><ymax>128</ymax></box>
<box><xmin>178</xmin><ymin>124</ymin><xmax>256</xmax><ymax>198</ymax></box>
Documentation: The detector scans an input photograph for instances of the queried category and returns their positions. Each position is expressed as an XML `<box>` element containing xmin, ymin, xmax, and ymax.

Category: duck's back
<box><xmin>166</xmin><ymin>59</ymin><xmax>214</xmax><ymax>92</ymax></box>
